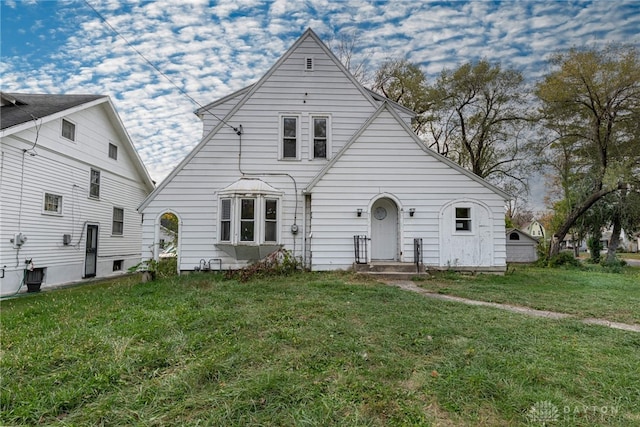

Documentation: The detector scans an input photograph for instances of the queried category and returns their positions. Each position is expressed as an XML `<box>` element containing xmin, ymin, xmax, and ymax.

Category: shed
<box><xmin>506</xmin><ymin>229</ymin><xmax>539</xmax><ymax>263</ymax></box>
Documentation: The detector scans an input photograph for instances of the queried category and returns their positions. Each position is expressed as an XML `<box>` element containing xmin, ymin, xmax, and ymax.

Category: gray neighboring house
<box><xmin>1</xmin><ymin>92</ymin><xmax>154</xmax><ymax>295</ymax></box>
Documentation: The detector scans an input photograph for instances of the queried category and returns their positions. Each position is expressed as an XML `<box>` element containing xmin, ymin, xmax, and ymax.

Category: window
<box><xmin>112</xmin><ymin>207</ymin><xmax>124</xmax><ymax>235</ymax></box>
<box><xmin>265</xmin><ymin>199</ymin><xmax>278</xmax><ymax>242</ymax></box>
<box><xmin>240</xmin><ymin>199</ymin><xmax>255</xmax><ymax>242</ymax></box>
<box><xmin>90</xmin><ymin>169</ymin><xmax>100</xmax><ymax>198</ymax></box>
<box><xmin>217</xmin><ymin>178</ymin><xmax>282</xmax><ymax>247</ymax></box>
<box><xmin>113</xmin><ymin>260</ymin><xmax>123</xmax><ymax>271</ymax></box>
<box><xmin>108</xmin><ymin>143</ymin><xmax>118</xmax><ymax>160</ymax></box>
<box><xmin>455</xmin><ymin>207</ymin><xmax>471</xmax><ymax>231</ymax></box>
<box><xmin>62</xmin><ymin>119</ymin><xmax>75</xmax><ymax>141</ymax></box>
<box><xmin>509</xmin><ymin>232</ymin><xmax>520</xmax><ymax>241</ymax></box>
<box><xmin>220</xmin><ymin>198</ymin><xmax>231</xmax><ymax>242</ymax></box>
<box><xmin>313</xmin><ymin>117</ymin><xmax>327</xmax><ymax>158</ymax></box>
<box><xmin>43</xmin><ymin>193</ymin><xmax>62</xmax><ymax>214</ymax></box>
<box><xmin>281</xmin><ymin>116</ymin><xmax>299</xmax><ymax>159</ymax></box>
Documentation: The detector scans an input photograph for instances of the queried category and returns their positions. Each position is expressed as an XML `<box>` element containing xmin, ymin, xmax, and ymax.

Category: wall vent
<box><xmin>305</xmin><ymin>57</ymin><xmax>314</xmax><ymax>71</ymax></box>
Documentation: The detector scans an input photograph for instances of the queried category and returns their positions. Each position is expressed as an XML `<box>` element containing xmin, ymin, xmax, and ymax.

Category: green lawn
<box><xmin>2</xmin><ymin>271</ymin><xmax>639</xmax><ymax>426</ymax></box>
<box><xmin>415</xmin><ymin>265</ymin><xmax>640</xmax><ymax>325</ymax></box>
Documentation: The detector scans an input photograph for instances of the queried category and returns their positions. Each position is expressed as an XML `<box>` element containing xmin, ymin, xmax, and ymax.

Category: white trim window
<box><xmin>89</xmin><ymin>169</ymin><xmax>100</xmax><ymax>198</ymax></box>
<box><xmin>280</xmin><ymin>114</ymin><xmax>300</xmax><ymax>160</ymax></box>
<box><xmin>62</xmin><ymin>118</ymin><xmax>76</xmax><ymax>141</ymax></box>
<box><xmin>43</xmin><ymin>192</ymin><xmax>63</xmax><ymax>215</ymax></box>
<box><xmin>112</xmin><ymin>207</ymin><xmax>124</xmax><ymax>236</ymax></box>
<box><xmin>218</xmin><ymin>196</ymin><xmax>281</xmax><ymax>244</ymax></box>
<box><xmin>108</xmin><ymin>142</ymin><xmax>118</xmax><ymax>160</ymax></box>
<box><xmin>455</xmin><ymin>207</ymin><xmax>472</xmax><ymax>232</ymax></box>
<box><xmin>220</xmin><ymin>198</ymin><xmax>232</xmax><ymax>242</ymax></box>
<box><xmin>310</xmin><ymin>115</ymin><xmax>331</xmax><ymax>159</ymax></box>
<box><xmin>240</xmin><ymin>199</ymin><xmax>255</xmax><ymax>242</ymax></box>
<box><xmin>264</xmin><ymin>199</ymin><xmax>278</xmax><ymax>242</ymax></box>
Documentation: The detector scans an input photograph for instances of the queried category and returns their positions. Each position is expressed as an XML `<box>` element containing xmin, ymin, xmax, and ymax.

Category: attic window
<box><xmin>305</xmin><ymin>57</ymin><xmax>314</xmax><ymax>71</ymax></box>
<box><xmin>509</xmin><ymin>232</ymin><xmax>520</xmax><ymax>240</ymax></box>
<box><xmin>62</xmin><ymin>119</ymin><xmax>76</xmax><ymax>141</ymax></box>
<box><xmin>108</xmin><ymin>143</ymin><xmax>118</xmax><ymax>160</ymax></box>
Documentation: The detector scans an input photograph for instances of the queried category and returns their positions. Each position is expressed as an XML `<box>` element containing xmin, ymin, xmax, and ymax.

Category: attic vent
<box><xmin>305</xmin><ymin>57</ymin><xmax>314</xmax><ymax>71</ymax></box>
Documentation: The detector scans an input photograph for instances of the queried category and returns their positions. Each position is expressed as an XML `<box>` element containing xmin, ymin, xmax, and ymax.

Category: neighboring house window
<box><xmin>62</xmin><ymin>119</ymin><xmax>75</xmax><ymax>141</ymax></box>
<box><xmin>220</xmin><ymin>198</ymin><xmax>232</xmax><ymax>242</ymax></box>
<box><xmin>281</xmin><ymin>115</ymin><xmax>299</xmax><ymax>159</ymax></box>
<box><xmin>265</xmin><ymin>199</ymin><xmax>278</xmax><ymax>242</ymax></box>
<box><xmin>112</xmin><ymin>207</ymin><xmax>124</xmax><ymax>235</ymax></box>
<box><xmin>311</xmin><ymin>116</ymin><xmax>329</xmax><ymax>159</ymax></box>
<box><xmin>240</xmin><ymin>199</ymin><xmax>255</xmax><ymax>242</ymax></box>
<box><xmin>90</xmin><ymin>169</ymin><xmax>100</xmax><ymax>198</ymax></box>
<box><xmin>43</xmin><ymin>193</ymin><xmax>62</xmax><ymax>214</ymax></box>
<box><xmin>455</xmin><ymin>207</ymin><xmax>471</xmax><ymax>231</ymax></box>
<box><xmin>108</xmin><ymin>143</ymin><xmax>118</xmax><ymax>160</ymax></box>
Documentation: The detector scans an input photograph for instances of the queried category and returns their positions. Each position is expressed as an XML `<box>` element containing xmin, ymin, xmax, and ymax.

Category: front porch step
<box><xmin>353</xmin><ymin>262</ymin><xmax>427</xmax><ymax>280</ymax></box>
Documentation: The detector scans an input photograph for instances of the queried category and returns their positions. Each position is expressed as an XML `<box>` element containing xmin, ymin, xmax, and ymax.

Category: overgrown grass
<box><xmin>416</xmin><ymin>265</ymin><xmax>640</xmax><ymax>325</ymax></box>
<box><xmin>2</xmin><ymin>272</ymin><xmax>639</xmax><ymax>426</ymax></box>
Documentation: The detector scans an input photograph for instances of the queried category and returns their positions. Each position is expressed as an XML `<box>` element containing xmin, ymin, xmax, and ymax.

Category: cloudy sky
<box><xmin>2</xmin><ymin>0</ymin><xmax>639</xmax><ymax>210</ymax></box>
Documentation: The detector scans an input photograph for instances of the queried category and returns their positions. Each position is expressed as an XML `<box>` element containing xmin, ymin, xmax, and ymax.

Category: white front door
<box><xmin>371</xmin><ymin>198</ymin><xmax>398</xmax><ymax>260</ymax></box>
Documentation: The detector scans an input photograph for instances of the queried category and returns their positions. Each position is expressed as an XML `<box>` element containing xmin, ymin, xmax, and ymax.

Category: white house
<box><xmin>138</xmin><ymin>29</ymin><xmax>509</xmax><ymax>273</ymax></box>
<box><xmin>0</xmin><ymin>92</ymin><xmax>154</xmax><ymax>295</ymax></box>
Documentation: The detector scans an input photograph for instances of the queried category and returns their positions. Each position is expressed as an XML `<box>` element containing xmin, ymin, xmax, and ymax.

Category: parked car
<box><xmin>159</xmin><ymin>245</ymin><xmax>177</xmax><ymax>258</ymax></box>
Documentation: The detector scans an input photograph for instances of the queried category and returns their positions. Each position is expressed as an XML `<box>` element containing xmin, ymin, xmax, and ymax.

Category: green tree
<box><xmin>424</xmin><ymin>60</ymin><xmax>534</xmax><ymax>185</ymax></box>
<box><xmin>536</xmin><ymin>45</ymin><xmax>640</xmax><ymax>257</ymax></box>
<box><xmin>370</xmin><ymin>59</ymin><xmax>431</xmax><ymax>136</ymax></box>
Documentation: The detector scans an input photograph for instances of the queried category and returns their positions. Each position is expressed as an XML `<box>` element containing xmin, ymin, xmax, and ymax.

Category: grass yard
<box><xmin>416</xmin><ymin>265</ymin><xmax>640</xmax><ymax>325</ymax></box>
<box><xmin>2</xmin><ymin>271</ymin><xmax>639</xmax><ymax>426</ymax></box>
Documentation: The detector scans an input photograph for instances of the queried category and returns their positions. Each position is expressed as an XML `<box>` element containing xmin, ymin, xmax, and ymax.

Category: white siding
<box><xmin>0</xmin><ymin>103</ymin><xmax>151</xmax><ymax>295</ymax></box>
<box><xmin>139</xmin><ymin>30</ymin><xmax>507</xmax><ymax>273</ymax></box>
<box><xmin>140</xmin><ymin>34</ymin><xmax>380</xmax><ymax>271</ymax></box>
<box><xmin>309</xmin><ymin>109</ymin><xmax>506</xmax><ymax>270</ymax></box>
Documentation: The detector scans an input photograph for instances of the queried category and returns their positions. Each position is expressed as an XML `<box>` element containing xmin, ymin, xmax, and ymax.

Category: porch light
<box><xmin>409</xmin><ymin>208</ymin><xmax>416</xmax><ymax>217</ymax></box>
<box><xmin>357</xmin><ymin>208</ymin><xmax>363</xmax><ymax>217</ymax></box>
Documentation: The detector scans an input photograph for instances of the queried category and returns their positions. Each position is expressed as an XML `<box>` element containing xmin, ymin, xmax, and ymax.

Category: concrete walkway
<box><xmin>387</xmin><ymin>280</ymin><xmax>640</xmax><ymax>333</ymax></box>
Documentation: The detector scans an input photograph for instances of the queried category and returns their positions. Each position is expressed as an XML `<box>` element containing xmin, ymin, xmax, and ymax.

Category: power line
<box><xmin>82</xmin><ymin>0</ymin><xmax>242</xmax><ymax>135</ymax></box>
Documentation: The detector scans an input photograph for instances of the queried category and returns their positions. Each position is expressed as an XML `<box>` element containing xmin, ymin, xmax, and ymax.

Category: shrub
<box><xmin>224</xmin><ymin>249</ymin><xmax>302</xmax><ymax>282</ymax></box>
<box><xmin>547</xmin><ymin>251</ymin><xmax>582</xmax><ymax>268</ymax></box>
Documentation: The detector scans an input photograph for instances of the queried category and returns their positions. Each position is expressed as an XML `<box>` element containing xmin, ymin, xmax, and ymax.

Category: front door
<box><xmin>371</xmin><ymin>198</ymin><xmax>398</xmax><ymax>260</ymax></box>
<box><xmin>85</xmin><ymin>224</ymin><xmax>98</xmax><ymax>278</ymax></box>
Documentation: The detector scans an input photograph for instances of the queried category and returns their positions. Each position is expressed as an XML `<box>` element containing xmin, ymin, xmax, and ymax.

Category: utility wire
<box><xmin>82</xmin><ymin>0</ymin><xmax>242</xmax><ymax>135</ymax></box>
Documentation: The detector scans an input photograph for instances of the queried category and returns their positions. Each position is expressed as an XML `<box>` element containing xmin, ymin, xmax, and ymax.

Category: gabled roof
<box><xmin>1</xmin><ymin>92</ymin><xmax>155</xmax><ymax>192</ymax></box>
<box><xmin>1</xmin><ymin>92</ymin><xmax>104</xmax><ymax>130</ymax></box>
<box><xmin>304</xmin><ymin>101</ymin><xmax>511</xmax><ymax>200</ymax></box>
<box><xmin>139</xmin><ymin>28</ymin><xmax>380</xmax><ymax>211</ymax></box>
<box><xmin>506</xmin><ymin>228</ymin><xmax>540</xmax><ymax>243</ymax></box>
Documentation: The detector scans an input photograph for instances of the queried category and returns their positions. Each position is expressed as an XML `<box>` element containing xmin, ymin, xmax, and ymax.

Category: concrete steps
<box><xmin>353</xmin><ymin>262</ymin><xmax>427</xmax><ymax>280</ymax></box>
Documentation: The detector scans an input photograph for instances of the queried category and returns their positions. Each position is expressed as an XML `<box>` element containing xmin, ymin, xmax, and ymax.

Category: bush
<box><xmin>224</xmin><ymin>249</ymin><xmax>302</xmax><ymax>282</ymax></box>
<box><xmin>547</xmin><ymin>251</ymin><xmax>582</xmax><ymax>268</ymax></box>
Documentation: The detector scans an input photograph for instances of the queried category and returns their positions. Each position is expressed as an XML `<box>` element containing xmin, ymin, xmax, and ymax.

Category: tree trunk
<box><xmin>549</xmin><ymin>184</ymin><xmax>625</xmax><ymax>258</ymax></box>
<box><xmin>606</xmin><ymin>212</ymin><xmax>622</xmax><ymax>264</ymax></box>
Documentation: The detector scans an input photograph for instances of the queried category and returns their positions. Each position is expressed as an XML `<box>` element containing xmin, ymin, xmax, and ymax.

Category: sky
<box><xmin>2</xmin><ymin>0</ymin><xmax>640</xmax><ymax>212</ymax></box>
